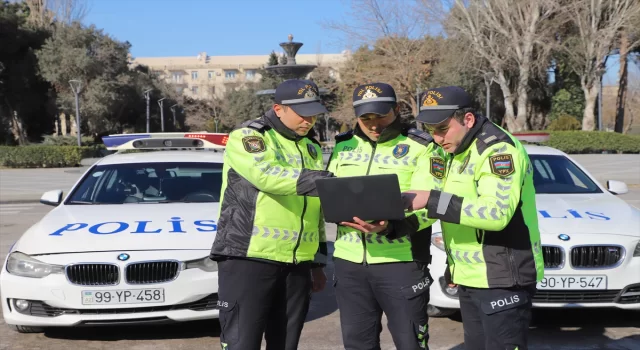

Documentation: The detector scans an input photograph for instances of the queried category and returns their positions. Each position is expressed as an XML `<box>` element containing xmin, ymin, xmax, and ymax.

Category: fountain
<box><xmin>256</xmin><ymin>34</ymin><xmax>327</xmax><ymax>95</ymax></box>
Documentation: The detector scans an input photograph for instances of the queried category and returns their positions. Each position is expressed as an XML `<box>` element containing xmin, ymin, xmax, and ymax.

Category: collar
<box><xmin>264</xmin><ymin>109</ymin><xmax>303</xmax><ymax>141</ymax></box>
<box><xmin>353</xmin><ymin>116</ymin><xmax>404</xmax><ymax>144</ymax></box>
<box><xmin>452</xmin><ymin>115</ymin><xmax>488</xmax><ymax>155</ymax></box>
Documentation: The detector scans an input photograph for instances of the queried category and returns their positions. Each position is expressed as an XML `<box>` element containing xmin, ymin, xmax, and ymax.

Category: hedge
<box><xmin>0</xmin><ymin>145</ymin><xmax>105</xmax><ymax>168</ymax></box>
<box><xmin>536</xmin><ymin>131</ymin><xmax>640</xmax><ymax>154</ymax></box>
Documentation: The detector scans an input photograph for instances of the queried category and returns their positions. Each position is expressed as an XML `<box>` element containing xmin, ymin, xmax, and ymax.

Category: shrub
<box><xmin>546</xmin><ymin>114</ymin><xmax>581</xmax><ymax>131</ymax></box>
<box><xmin>539</xmin><ymin>131</ymin><xmax>640</xmax><ymax>154</ymax></box>
<box><xmin>0</xmin><ymin>145</ymin><xmax>103</xmax><ymax>168</ymax></box>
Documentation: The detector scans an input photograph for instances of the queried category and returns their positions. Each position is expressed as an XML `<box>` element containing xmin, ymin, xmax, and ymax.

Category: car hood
<box><xmin>13</xmin><ymin>203</ymin><xmax>220</xmax><ymax>255</ymax></box>
<box><xmin>535</xmin><ymin>193</ymin><xmax>640</xmax><ymax>238</ymax></box>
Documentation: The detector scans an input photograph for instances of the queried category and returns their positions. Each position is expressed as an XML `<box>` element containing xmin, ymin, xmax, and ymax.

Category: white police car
<box><xmin>427</xmin><ymin>139</ymin><xmax>640</xmax><ymax>317</ymax></box>
<box><xmin>1</xmin><ymin>132</ymin><xmax>228</xmax><ymax>332</ymax></box>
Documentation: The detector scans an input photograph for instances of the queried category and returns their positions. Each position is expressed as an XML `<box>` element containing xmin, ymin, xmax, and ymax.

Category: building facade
<box><xmin>131</xmin><ymin>51</ymin><xmax>349</xmax><ymax>100</ymax></box>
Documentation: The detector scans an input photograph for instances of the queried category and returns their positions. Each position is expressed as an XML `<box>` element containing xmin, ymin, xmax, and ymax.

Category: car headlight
<box><xmin>634</xmin><ymin>241</ymin><xmax>640</xmax><ymax>257</ymax></box>
<box><xmin>183</xmin><ymin>256</ymin><xmax>218</xmax><ymax>272</ymax></box>
<box><xmin>431</xmin><ymin>232</ymin><xmax>445</xmax><ymax>251</ymax></box>
<box><xmin>6</xmin><ymin>252</ymin><xmax>64</xmax><ymax>278</ymax></box>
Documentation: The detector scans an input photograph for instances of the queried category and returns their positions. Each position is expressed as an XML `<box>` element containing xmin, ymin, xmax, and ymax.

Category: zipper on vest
<box><xmin>293</xmin><ymin>141</ymin><xmax>307</xmax><ymax>265</ymax></box>
<box><xmin>361</xmin><ymin>142</ymin><xmax>377</xmax><ymax>266</ymax></box>
<box><xmin>508</xmin><ymin>247</ymin><xmax>519</xmax><ymax>286</ymax></box>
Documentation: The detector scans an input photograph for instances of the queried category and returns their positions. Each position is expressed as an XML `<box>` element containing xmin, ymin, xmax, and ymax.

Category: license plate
<box><xmin>81</xmin><ymin>288</ymin><xmax>165</xmax><ymax>305</ymax></box>
<box><xmin>536</xmin><ymin>275</ymin><xmax>607</xmax><ymax>290</ymax></box>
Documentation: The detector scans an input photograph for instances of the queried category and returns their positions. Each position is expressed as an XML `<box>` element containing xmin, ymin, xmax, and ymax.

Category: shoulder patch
<box><xmin>240</xmin><ymin>118</ymin><xmax>268</xmax><ymax>133</ymax></box>
<box><xmin>335</xmin><ymin>130</ymin><xmax>354</xmax><ymax>143</ymax></box>
<box><xmin>430</xmin><ymin>156</ymin><xmax>445</xmax><ymax>179</ymax></box>
<box><xmin>242</xmin><ymin>136</ymin><xmax>266</xmax><ymax>153</ymax></box>
<box><xmin>407</xmin><ymin>128</ymin><xmax>434</xmax><ymax>147</ymax></box>
<box><xmin>475</xmin><ymin>123</ymin><xmax>514</xmax><ymax>155</ymax></box>
<box><xmin>489</xmin><ymin>154</ymin><xmax>515</xmax><ymax>177</ymax></box>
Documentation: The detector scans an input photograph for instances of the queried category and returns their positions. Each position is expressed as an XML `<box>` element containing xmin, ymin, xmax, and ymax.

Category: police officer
<box><xmin>210</xmin><ymin>79</ymin><xmax>334</xmax><ymax>350</ymax></box>
<box><xmin>402</xmin><ymin>86</ymin><xmax>545</xmax><ymax>350</ymax></box>
<box><xmin>327</xmin><ymin>82</ymin><xmax>444</xmax><ymax>350</ymax></box>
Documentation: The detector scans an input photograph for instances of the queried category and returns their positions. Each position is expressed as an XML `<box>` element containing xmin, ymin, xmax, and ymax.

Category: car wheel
<box><xmin>427</xmin><ymin>304</ymin><xmax>457</xmax><ymax>318</ymax></box>
<box><xmin>8</xmin><ymin>324</ymin><xmax>44</xmax><ymax>333</ymax></box>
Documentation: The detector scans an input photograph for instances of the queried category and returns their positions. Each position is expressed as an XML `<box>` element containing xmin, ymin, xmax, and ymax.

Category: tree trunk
<box><xmin>582</xmin><ymin>85</ymin><xmax>598</xmax><ymax>131</ymax></box>
<box><xmin>614</xmin><ymin>32</ymin><xmax>629</xmax><ymax>133</ymax></box>
<box><xmin>496</xmin><ymin>73</ymin><xmax>518</xmax><ymax>132</ymax></box>
<box><xmin>515</xmin><ymin>84</ymin><xmax>529</xmax><ymax>131</ymax></box>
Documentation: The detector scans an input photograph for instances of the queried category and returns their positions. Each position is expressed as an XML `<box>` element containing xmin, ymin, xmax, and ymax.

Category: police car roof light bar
<box><xmin>102</xmin><ymin>132</ymin><xmax>229</xmax><ymax>151</ymax></box>
<box><xmin>511</xmin><ymin>132</ymin><xmax>550</xmax><ymax>144</ymax></box>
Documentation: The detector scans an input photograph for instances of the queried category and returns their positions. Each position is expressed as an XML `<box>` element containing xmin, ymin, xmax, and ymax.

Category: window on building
<box><xmin>210</xmin><ymin>86</ymin><xmax>216</xmax><ymax>95</ymax></box>
<box><xmin>172</xmin><ymin>73</ymin><xmax>183</xmax><ymax>83</ymax></box>
<box><xmin>175</xmin><ymin>86</ymin><xmax>183</xmax><ymax>94</ymax></box>
<box><xmin>191</xmin><ymin>71</ymin><xmax>198</xmax><ymax>80</ymax></box>
<box><xmin>208</xmin><ymin>71</ymin><xmax>215</xmax><ymax>79</ymax></box>
<box><xmin>245</xmin><ymin>70</ymin><xmax>255</xmax><ymax>80</ymax></box>
<box><xmin>224</xmin><ymin>70</ymin><xmax>236</xmax><ymax>80</ymax></box>
<box><xmin>192</xmin><ymin>86</ymin><xmax>199</xmax><ymax>95</ymax></box>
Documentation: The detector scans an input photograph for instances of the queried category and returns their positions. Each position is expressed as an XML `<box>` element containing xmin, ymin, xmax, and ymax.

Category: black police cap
<box><xmin>274</xmin><ymin>79</ymin><xmax>328</xmax><ymax>117</ymax></box>
<box><xmin>352</xmin><ymin>82</ymin><xmax>397</xmax><ymax>118</ymax></box>
<box><xmin>416</xmin><ymin>86</ymin><xmax>473</xmax><ymax>124</ymax></box>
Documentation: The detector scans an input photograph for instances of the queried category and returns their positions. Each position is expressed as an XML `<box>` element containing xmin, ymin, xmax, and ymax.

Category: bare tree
<box><xmin>24</xmin><ymin>0</ymin><xmax>89</xmax><ymax>28</ymax></box>
<box><xmin>428</xmin><ymin>0</ymin><xmax>560</xmax><ymax>132</ymax></box>
<box><xmin>323</xmin><ymin>0</ymin><xmax>436</xmax><ymax>116</ymax></box>
<box><xmin>623</xmin><ymin>65</ymin><xmax>640</xmax><ymax>134</ymax></box>
<box><xmin>614</xmin><ymin>10</ymin><xmax>640</xmax><ymax>132</ymax></box>
<box><xmin>559</xmin><ymin>0</ymin><xmax>640</xmax><ymax>131</ymax></box>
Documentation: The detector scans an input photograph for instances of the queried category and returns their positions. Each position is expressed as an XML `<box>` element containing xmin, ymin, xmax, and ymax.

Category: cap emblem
<box><xmin>423</xmin><ymin>95</ymin><xmax>438</xmax><ymax>106</ymax></box>
<box><xmin>362</xmin><ymin>89</ymin><xmax>378</xmax><ymax>99</ymax></box>
<box><xmin>304</xmin><ymin>89</ymin><xmax>317</xmax><ymax>99</ymax></box>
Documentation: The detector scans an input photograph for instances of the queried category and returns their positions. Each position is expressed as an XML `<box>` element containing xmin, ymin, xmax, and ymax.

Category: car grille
<box><xmin>570</xmin><ymin>245</ymin><xmax>623</xmax><ymax>268</ymax></box>
<box><xmin>125</xmin><ymin>261</ymin><xmax>179</xmax><ymax>284</ymax></box>
<box><xmin>66</xmin><ymin>264</ymin><xmax>119</xmax><ymax>286</ymax></box>
<box><xmin>533</xmin><ymin>290</ymin><xmax>621</xmax><ymax>303</ymax></box>
<box><xmin>21</xmin><ymin>294</ymin><xmax>219</xmax><ymax>317</ymax></box>
<box><xmin>542</xmin><ymin>246</ymin><xmax>563</xmax><ymax>268</ymax></box>
<box><xmin>619</xmin><ymin>285</ymin><xmax>640</xmax><ymax>304</ymax></box>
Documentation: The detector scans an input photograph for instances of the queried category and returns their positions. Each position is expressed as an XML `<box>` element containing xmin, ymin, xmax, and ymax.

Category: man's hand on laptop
<box><xmin>401</xmin><ymin>190</ymin><xmax>431</xmax><ymax>212</ymax></box>
<box><xmin>340</xmin><ymin>217</ymin><xmax>388</xmax><ymax>233</ymax></box>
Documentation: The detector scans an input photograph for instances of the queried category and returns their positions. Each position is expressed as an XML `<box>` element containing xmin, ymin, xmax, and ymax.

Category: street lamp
<box><xmin>69</xmin><ymin>79</ymin><xmax>82</xmax><ymax>146</ymax></box>
<box><xmin>170</xmin><ymin>104</ymin><xmax>178</xmax><ymax>129</ymax></box>
<box><xmin>158</xmin><ymin>97</ymin><xmax>166</xmax><ymax>132</ymax></box>
<box><xmin>144</xmin><ymin>88</ymin><xmax>152</xmax><ymax>133</ymax></box>
<box><xmin>484</xmin><ymin>72</ymin><xmax>495</xmax><ymax>119</ymax></box>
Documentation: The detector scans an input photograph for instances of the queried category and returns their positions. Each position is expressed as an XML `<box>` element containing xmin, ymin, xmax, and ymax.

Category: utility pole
<box><xmin>144</xmin><ymin>89</ymin><xmax>152</xmax><ymax>133</ymax></box>
<box><xmin>158</xmin><ymin>97</ymin><xmax>166</xmax><ymax>132</ymax></box>
<box><xmin>69</xmin><ymin>80</ymin><xmax>83</xmax><ymax>146</ymax></box>
<box><xmin>170</xmin><ymin>104</ymin><xmax>178</xmax><ymax>129</ymax></box>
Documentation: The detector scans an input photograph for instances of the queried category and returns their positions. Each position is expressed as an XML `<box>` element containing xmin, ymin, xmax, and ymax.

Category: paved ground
<box><xmin>0</xmin><ymin>154</ymin><xmax>639</xmax><ymax>349</ymax></box>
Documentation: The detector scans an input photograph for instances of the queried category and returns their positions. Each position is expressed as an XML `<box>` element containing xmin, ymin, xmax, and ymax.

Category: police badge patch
<box><xmin>242</xmin><ymin>136</ymin><xmax>266</xmax><ymax>153</ymax></box>
<box><xmin>307</xmin><ymin>143</ymin><xmax>318</xmax><ymax>160</ymax></box>
<box><xmin>392</xmin><ymin>144</ymin><xmax>410</xmax><ymax>159</ymax></box>
<box><xmin>489</xmin><ymin>154</ymin><xmax>515</xmax><ymax>177</ymax></box>
<box><xmin>430</xmin><ymin>157</ymin><xmax>445</xmax><ymax>179</ymax></box>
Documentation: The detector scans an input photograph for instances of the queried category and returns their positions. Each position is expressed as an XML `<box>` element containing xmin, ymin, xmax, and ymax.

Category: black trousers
<box><xmin>458</xmin><ymin>284</ymin><xmax>537</xmax><ymax>350</ymax></box>
<box><xmin>333</xmin><ymin>258</ymin><xmax>432</xmax><ymax>350</ymax></box>
<box><xmin>216</xmin><ymin>258</ymin><xmax>312</xmax><ymax>350</ymax></box>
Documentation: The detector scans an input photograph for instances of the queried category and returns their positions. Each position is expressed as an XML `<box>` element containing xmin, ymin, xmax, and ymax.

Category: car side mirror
<box><xmin>40</xmin><ymin>190</ymin><xmax>63</xmax><ymax>206</ymax></box>
<box><xmin>606</xmin><ymin>180</ymin><xmax>628</xmax><ymax>195</ymax></box>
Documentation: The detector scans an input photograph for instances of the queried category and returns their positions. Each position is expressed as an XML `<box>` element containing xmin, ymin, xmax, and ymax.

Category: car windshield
<box><xmin>67</xmin><ymin>162</ymin><xmax>224</xmax><ymax>204</ymax></box>
<box><xmin>530</xmin><ymin>154</ymin><xmax>602</xmax><ymax>194</ymax></box>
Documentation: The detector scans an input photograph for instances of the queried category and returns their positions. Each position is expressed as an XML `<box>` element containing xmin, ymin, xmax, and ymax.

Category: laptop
<box><xmin>315</xmin><ymin>174</ymin><xmax>407</xmax><ymax>223</ymax></box>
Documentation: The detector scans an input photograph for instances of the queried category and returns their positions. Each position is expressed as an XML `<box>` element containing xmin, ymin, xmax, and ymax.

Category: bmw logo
<box><xmin>558</xmin><ymin>234</ymin><xmax>570</xmax><ymax>241</ymax></box>
<box><xmin>117</xmin><ymin>253</ymin><xmax>130</xmax><ymax>261</ymax></box>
